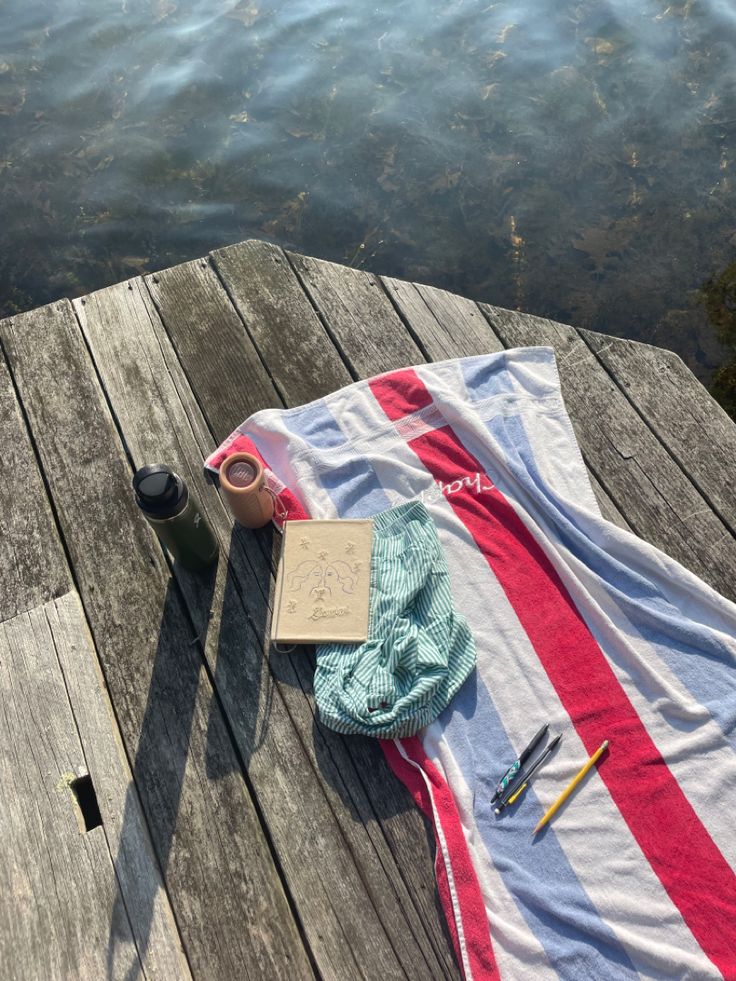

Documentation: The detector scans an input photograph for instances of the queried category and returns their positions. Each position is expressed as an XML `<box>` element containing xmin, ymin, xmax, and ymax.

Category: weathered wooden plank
<box><xmin>0</xmin><ymin>598</ymin><xmax>141</xmax><ymax>981</ymax></box>
<box><xmin>0</xmin><ymin>300</ymin><xmax>313</xmax><ymax>981</ymax></box>
<box><xmin>383</xmin><ymin>278</ymin><xmax>500</xmax><ymax>361</ymax></box>
<box><xmin>212</xmin><ymin>239</ymin><xmax>353</xmax><ymax>405</ymax></box>
<box><xmin>76</xmin><ymin>277</ymin><xmax>442</xmax><ymax>980</ymax></box>
<box><xmin>481</xmin><ymin>305</ymin><xmax>736</xmax><ymax>600</ymax></box>
<box><xmin>146</xmin><ymin>257</ymin><xmax>282</xmax><ymax>440</ymax></box>
<box><xmin>580</xmin><ymin>329</ymin><xmax>736</xmax><ymax>537</ymax></box>
<box><xmin>0</xmin><ymin>353</ymin><xmax>71</xmax><ymax>620</ymax></box>
<box><xmin>50</xmin><ymin>591</ymin><xmax>191</xmax><ymax>981</ymax></box>
<box><xmin>584</xmin><ymin>471</ymin><xmax>632</xmax><ymax>530</ymax></box>
<box><xmin>146</xmin><ymin>256</ymin><xmax>288</xmax><ymax>570</ymax></box>
<box><xmin>230</xmin><ymin>245</ymin><xmax>460</xmax><ymax>973</ymax></box>
<box><xmin>288</xmin><ymin>252</ymin><xmax>424</xmax><ymax>377</ymax></box>
<box><xmin>157</xmin><ymin>246</ymin><xmax>461</xmax><ymax>978</ymax></box>
<box><xmin>1</xmin><ymin>347</ymin><xmax>191</xmax><ymax>977</ymax></box>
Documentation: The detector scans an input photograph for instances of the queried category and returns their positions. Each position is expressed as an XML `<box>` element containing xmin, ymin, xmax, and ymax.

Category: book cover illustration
<box><xmin>271</xmin><ymin>519</ymin><xmax>374</xmax><ymax>644</ymax></box>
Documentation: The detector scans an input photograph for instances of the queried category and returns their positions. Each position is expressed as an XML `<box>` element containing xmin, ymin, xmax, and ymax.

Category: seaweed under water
<box><xmin>2</xmin><ymin>0</ymin><xmax>736</xmax><ymax>407</ymax></box>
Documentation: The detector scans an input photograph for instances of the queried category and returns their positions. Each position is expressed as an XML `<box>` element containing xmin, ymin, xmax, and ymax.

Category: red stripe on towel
<box><xmin>382</xmin><ymin>737</ymin><xmax>499</xmax><ymax>980</ymax></box>
<box><xmin>370</xmin><ymin>368</ymin><xmax>736</xmax><ymax>978</ymax></box>
<box><xmin>369</xmin><ymin>369</ymin><xmax>434</xmax><ymax>419</ymax></box>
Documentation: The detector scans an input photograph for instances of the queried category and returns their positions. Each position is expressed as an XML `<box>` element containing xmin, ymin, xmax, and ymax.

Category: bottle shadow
<box><xmin>107</xmin><ymin>561</ymin><xmax>218</xmax><ymax>981</ymax></box>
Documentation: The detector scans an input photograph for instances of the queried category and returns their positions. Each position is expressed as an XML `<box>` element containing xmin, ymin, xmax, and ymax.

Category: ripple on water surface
<box><xmin>2</xmin><ymin>0</ymin><xmax>736</xmax><ymax>392</ymax></box>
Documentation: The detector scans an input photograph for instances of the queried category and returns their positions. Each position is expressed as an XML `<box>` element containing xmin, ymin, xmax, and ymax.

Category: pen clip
<box><xmin>507</xmin><ymin>782</ymin><xmax>527</xmax><ymax>806</ymax></box>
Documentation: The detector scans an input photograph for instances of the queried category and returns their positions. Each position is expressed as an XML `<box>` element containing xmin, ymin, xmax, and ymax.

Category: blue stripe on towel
<box><xmin>285</xmin><ymin>399</ymin><xmax>392</xmax><ymax>517</ymax></box>
<box><xmin>438</xmin><ymin>672</ymin><xmax>638</xmax><ymax>979</ymax></box>
<box><xmin>285</xmin><ymin>399</ymin><xmax>348</xmax><ymax>448</ymax></box>
<box><xmin>461</xmin><ymin>354</ymin><xmax>516</xmax><ymax>401</ymax></box>
<box><xmin>487</xmin><ymin>412</ymin><xmax>736</xmax><ymax>751</ymax></box>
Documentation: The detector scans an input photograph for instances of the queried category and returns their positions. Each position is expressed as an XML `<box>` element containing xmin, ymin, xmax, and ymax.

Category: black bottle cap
<box><xmin>133</xmin><ymin>464</ymin><xmax>187</xmax><ymax>519</ymax></box>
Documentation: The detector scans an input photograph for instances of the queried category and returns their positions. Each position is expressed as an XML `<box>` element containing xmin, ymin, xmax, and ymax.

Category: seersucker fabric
<box><xmin>313</xmin><ymin>500</ymin><xmax>476</xmax><ymax>738</ymax></box>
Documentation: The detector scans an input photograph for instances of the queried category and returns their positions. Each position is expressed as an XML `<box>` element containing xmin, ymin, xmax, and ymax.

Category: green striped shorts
<box><xmin>314</xmin><ymin>500</ymin><xmax>477</xmax><ymax>739</ymax></box>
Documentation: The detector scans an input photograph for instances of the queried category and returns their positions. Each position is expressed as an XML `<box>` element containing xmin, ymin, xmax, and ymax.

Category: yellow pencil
<box><xmin>532</xmin><ymin>740</ymin><xmax>609</xmax><ymax>835</ymax></box>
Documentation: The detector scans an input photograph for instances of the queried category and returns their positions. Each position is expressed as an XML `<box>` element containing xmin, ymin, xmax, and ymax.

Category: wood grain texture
<box><xmin>76</xmin><ymin>276</ymin><xmax>447</xmax><ymax>980</ymax></box>
<box><xmin>158</xmin><ymin>244</ymin><xmax>461</xmax><ymax>978</ymax></box>
<box><xmin>1</xmin><ymin>300</ymin><xmax>313</xmax><ymax>981</ymax></box>
<box><xmin>383</xmin><ymin>278</ymin><xmax>501</xmax><ymax>361</ymax></box>
<box><xmin>581</xmin><ymin>329</ymin><xmax>736</xmax><ymax>536</ymax></box>
<box><xmin>212</xmin><ymin>239</ymin><xmax>353</xmax><ymax>405</ymax></box>
<box><xmin>0</xmin><ymin>352</ymin><xmax>71</xmax><ymax>620</ymax></box>
<box><xmin>50</xmin><ymin>590</ymin><xmax>191</xmax><ymax>981</ymax></box>
<box><xmin>583</xmin><ymin>471</ymin><xmax>633</xmax><ymax>530</ymax></box>
<box><xmin>288</xmin><ymin>252</ymin><xmax>423</xmax><ymax>377</ymax></box>
<box><xmin>481</xmin><ymin>304</ymin><xmax>736</xmax><ymax>600</ymax></box>
<box><xmin>0</xmin><ymin>597</ymin><xmax>140</xmax><ymax>981</ymax></box>
<box><xmin>146</xmin><ymin>257</ymin><xmax>282</xmax><ymax>440</ymax></box>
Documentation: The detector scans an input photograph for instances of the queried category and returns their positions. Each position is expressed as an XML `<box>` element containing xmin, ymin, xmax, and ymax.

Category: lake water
<box><xmin>2</xmin><ymin>0</ymin><xmax>736</xmax><ymax>391</ymax></box>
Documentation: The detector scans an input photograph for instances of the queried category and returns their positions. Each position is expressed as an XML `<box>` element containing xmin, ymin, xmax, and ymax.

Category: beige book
<box><xmin>271</xmin><ymin>519</ymin><xmax>373</xmax><ymax>645</ymax></box>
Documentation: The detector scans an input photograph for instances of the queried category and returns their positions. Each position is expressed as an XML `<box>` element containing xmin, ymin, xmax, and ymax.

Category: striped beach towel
<box><xmin>205</xmin><ymin>348</ymin><xmax>736</xmax><ymax>980</ymax></box>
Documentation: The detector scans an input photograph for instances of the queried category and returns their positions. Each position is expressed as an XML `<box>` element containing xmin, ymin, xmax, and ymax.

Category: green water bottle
<box><xmin>133</xmin><ymin>464</ymin><xmax>218</xmax><ymax>572</ymax></box>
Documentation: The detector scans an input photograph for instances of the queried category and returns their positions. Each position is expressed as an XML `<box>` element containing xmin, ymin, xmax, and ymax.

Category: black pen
<box><xmin>494</xmin><ymin>734</ymin><xmax>563</xmax><ymax>813</ymax></box>
<box><xmin>491</xmin><ymin>723</ymin><xmax>549</xmax><ymax>803</ymax></box>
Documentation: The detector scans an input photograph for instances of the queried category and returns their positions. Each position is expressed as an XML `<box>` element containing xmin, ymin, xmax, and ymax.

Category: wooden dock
<box><xmin>1</xmin><ymin>238</ymin><xmax>735</xmax><ymax>980</ymax></box>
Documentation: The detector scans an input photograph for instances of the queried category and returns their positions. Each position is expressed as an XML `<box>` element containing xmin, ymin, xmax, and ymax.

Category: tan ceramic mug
<box><xmin>219</xmin><ymin>451</ymin><xmax>275</xmax><ymax>528</ymax></box>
